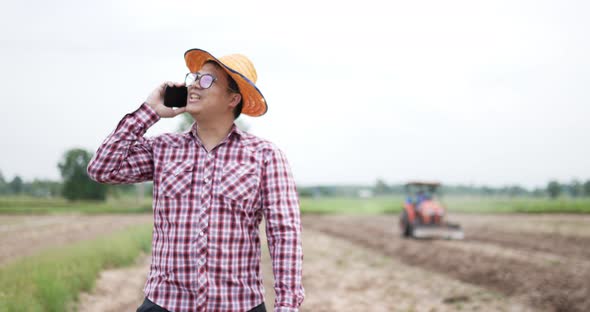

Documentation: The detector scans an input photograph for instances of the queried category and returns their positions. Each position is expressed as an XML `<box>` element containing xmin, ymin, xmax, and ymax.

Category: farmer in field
<box><xmin>87</xmin><ymin>49</ymin><xmax>304</xmax><ymax>312</ymax></box>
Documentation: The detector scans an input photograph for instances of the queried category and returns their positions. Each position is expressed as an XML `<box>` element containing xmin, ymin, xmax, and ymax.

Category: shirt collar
<box><xmin>187</xmin><ymin>121</ymin><xmax>242</xmax><ymax>147</ymax></box>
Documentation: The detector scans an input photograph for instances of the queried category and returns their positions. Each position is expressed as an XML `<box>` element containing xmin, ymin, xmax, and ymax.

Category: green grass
<box><xmin>3</xmin><ymin>194</ymin><xmax>589</xmax><ymax>215</ymax></box>
<box><xmin>0</xmin><ymin>224</ymin><xmax>152</xmax><ymax>311</ymax></box>
<box><xmin>0</xmin><ymin>196</ymin><xmax>152</xmax><ymax>214</ymax></box>
<box><xmin>299</xmin><ymin>196</ymin><xmax>590</xmax><ymax>214</ymax></box>
<box><xmin>300</xmin><ymin>196</ymin><xmax>403</xmax><ymax>214</ymax></box>
<box><xmin>442</xmin><ymin>196</ymin><xmax>590</xmax><ymax>214</ymax></box>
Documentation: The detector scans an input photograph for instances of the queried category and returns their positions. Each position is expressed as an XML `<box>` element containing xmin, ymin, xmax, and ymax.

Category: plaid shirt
<box><xmin>88</xmin><ymin>104</ymin><xmax>304</xmax><ymax>312</ymax></box>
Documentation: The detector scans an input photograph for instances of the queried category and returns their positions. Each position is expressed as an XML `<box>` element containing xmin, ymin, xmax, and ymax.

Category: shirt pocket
<box><xmin>218</xmin><ymin>161</ymin><xmax>260</xmax><ymax>202</ymax></box>
<box><xmin>159</xmin><ymin>161</ymin><xmax>194</xmax><ymax>197</ymax></box>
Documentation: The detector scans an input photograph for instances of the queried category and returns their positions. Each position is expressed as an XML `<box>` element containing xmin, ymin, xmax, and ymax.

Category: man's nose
<box><xmin>188</xmin><ymin>82</ymin><xmax>202</xmax><ymax>91</ymax></box>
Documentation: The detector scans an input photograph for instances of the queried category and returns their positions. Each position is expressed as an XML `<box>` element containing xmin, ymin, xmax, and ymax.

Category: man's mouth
<box><xmin>188</xmin><ymin>93</ymin><xmax>201</xmax><ymax>102</ymax></box>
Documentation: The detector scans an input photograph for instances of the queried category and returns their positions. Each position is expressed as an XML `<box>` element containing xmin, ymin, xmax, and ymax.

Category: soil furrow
<box><xmin>303</xmin><ymin>215</ymin><xmax>590</xmax><ymax>312</ymax></box>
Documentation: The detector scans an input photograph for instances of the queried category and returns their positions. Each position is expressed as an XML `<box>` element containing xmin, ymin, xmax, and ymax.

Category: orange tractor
<box><xmin>400</xmin><ymin>181</ymin><xmax>464</xmax><ymax>239</ymax></box>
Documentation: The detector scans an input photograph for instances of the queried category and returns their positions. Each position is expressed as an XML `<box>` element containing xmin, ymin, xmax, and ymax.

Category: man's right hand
<box><xmin>145</xmin><ymin>82</ymin><xmax>187</xmax><ymax>118</ymax></box>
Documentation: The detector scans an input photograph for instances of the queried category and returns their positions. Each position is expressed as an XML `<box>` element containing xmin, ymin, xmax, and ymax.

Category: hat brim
<box><xmin>184</xmin><ymin>49</ymin><xmax>268</xmax><ymax>117</ymax></box>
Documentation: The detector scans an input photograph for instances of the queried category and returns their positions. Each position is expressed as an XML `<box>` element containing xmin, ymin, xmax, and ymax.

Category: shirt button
<box><xmin>208</xmin><ymin>153</ymin><xmax>214</xmax><ymax>159</ymax></box>
<box><xmin>204</xmin><ymin>178</ymin><xmax>210</xmax><ymax>184</ymax></box>
<box><xmin>199</xmin><ymin>258</ymin><xmax>206</xmax><ymax>265</ymax></box>
<box><xmin>199</xmin><ymin>231</ymin><xmax>204</xmax><ymax>237</ymax></box>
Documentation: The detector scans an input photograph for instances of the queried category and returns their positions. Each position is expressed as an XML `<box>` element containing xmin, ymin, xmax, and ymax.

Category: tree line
<box><xmin>0</xmin><ymin>148</ymin><xmax>151</xmax><ymax>201</ymax></box>
<box><xmin>1</xmin><ymin>148</ymin><xmax>589</xmax><ymax>200</ymax></box>
<box><xmin>299</xmin><ymin>179</ymin><xmax>590</xmax><ymax>199</ymax></box>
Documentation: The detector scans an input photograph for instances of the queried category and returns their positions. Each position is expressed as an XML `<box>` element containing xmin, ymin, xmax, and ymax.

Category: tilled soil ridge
<box><xmin>78</xmin><ymin>227</ymin><xmax>533</xmax><ymax>312</ymax></box>
<box><xmin>303</xmin><ymin>214</ymin><xmax>590</xmax><ymax>312</ymax></box>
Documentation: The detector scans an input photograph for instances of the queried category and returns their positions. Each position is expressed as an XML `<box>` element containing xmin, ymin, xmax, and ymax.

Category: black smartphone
<box><xmin>164</xmin><ymin>86</ymin><xmax>188</xmax><ymax>108</ymax></box>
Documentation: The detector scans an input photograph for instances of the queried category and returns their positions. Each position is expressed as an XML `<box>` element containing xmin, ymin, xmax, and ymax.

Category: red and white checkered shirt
<box><xmin>88</xmin><ymin>103</ymin><xmax>304</xmax><ymax>312</ymax></box>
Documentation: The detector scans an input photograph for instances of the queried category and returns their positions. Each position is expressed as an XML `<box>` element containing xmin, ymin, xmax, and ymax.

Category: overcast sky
<box><xmin>1</xmin><ymin>0</ymin><xmax>589</xmax><ymax>188</ymax></box>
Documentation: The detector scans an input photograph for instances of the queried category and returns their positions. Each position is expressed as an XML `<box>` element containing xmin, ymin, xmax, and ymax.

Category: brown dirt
<box><xmin>451</xmin><ymin>213</ymin><xmax>590</xmax><ymax>238</ymax></box>
<box><xmin>76</xmin><ymin>223</ymin><xmax>533</xmax><ymax>312</ymax></box>
<box><xmin>452</xmin><ymin>214</ymin><xmax>590</xmax><ymax>260</ymax></box>
<box><xmin>297</xmin><ymin>228</ymin><xmax>533</xmax><ymax>312</ymax></box>
<box><xmin>0</xmin><ymin>214</ymin><xmax>152</xmax><ymax>266</ymax></box>
<box><xmin>74</xmin><ymin>254</ymin><xmax>150</xmax><ymax>312</ymax></box>
<box><xmin>302</xmin><ymin>214</ymin><xmax>590</xmax><ymax>312</ymax></box>
<box><xmin>4</xmin><ymin>213</ymin><xmax>585</xmax><ymax>311</ymax></box>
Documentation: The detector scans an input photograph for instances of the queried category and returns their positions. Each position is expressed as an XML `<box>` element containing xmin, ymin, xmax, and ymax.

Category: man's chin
<box><xmin>185</xmin><ymin>105</ymin><xmax>201</xmax><ymax>115</ymax></box>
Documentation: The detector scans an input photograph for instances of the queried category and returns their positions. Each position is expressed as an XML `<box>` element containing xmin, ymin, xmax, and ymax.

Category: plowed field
<box><xmin>2</xmin><ymin>213</ymin><xmax>587</xmax><ymax>311</ymax></box>
<box><xmin>303</xmin><ymin>213</ymin><xmax>590</xmax><ymax>312</ymax></box>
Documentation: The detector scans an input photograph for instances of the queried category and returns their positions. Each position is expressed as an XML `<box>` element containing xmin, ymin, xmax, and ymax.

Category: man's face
<box><xmin>185</xmin><ymin>62</ymin><xmax>237</xmax><ymax>118</ymax></box>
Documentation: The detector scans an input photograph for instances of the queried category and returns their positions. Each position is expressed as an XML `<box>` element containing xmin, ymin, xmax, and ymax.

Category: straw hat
<box><xmin>184</xmin><ymin>48</ymin><xmax>267</xmax><ymax>117</ymax></box>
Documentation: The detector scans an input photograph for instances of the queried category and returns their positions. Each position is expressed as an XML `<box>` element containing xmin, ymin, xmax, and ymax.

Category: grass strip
<box><xmin>442</xmin><ymin>196</ymin><xmax>590</xmax><ymax>214</ymax></box>
<box><xmin>299</xmin><ymin>196</ymin><xmax>590</xmax><ymax>214</ymax></box>
<box><xmin>2</xmin><ymin>195</ymin><xmax>589</xmax><ymax>215</ymax></box>
<box><xmin>300</xmin><ymin>196</ymin><xmax>402</xmax><ymax>214</ymax></box>
<box><xmin>0</xmin><ymin>196</ymin><xmax>152</xmax><ymax>214</ymax></box>
<box><xmin>0</xmin><ymin>224</ymin><xmax>152</xmax><ymax>312</ymax></box>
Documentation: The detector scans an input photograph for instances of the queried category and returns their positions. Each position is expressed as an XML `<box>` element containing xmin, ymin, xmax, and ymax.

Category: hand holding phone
<box><xmin>145</xmin><ymin>82</ymin><xmax>187</xmax><ymax>118</ymax></box>
<box><xmin>164</xmin><ymin>86</ymin><xmax>188</xmax><ymax>108</ymax></box>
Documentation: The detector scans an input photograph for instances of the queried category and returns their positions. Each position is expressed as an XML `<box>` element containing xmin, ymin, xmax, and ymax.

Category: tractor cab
<box><xmin>405</xmin><ymin>182</ymin><xmax>441</xmax><ymax>213</ymax></box>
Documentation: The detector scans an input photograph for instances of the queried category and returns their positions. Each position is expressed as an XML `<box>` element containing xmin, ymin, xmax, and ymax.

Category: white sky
<box><xmin>1</xmin><ymin>0</ymin><xmax>589</xmax><ymax>189</ymax></box>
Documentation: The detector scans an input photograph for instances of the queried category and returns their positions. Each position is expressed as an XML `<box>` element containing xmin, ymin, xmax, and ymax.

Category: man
<box><xmin>87</xmin><ymin>49</ymin><xmax>304</xmax><ymax>312</ymax></box>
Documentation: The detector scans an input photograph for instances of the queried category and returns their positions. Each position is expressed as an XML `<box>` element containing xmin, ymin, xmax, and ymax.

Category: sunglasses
<box><xmin>185</xmin><ymin>72</ymin><xmax>237</xmax><ymax>92</ymax></box>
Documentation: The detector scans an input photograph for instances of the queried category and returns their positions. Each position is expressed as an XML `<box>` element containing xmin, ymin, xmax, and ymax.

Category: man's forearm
<box><xmin>262</xmin><ymin>148</ymin><xmax>305</xmax><ymax>311</ymax></box>
<box><xmin>268</xmin><ymin>229</ymin><xmax>304</xmax><ymax>312</ymax></box>
<box><xmin>87</xmin><ymin>103</ymin><xmax>160</xmax><ymax>184</ymax></box>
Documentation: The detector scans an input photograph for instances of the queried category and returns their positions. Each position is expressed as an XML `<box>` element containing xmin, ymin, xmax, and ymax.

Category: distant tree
<box><xmin>29</xmin><ymin>179</ymin><xmax>62</xmax><ymax>197</ymax></box>
<box><xmin>532</xmin><ymin>188</ymin><xmax>546</xmax><ymax>197</ymax></box>
<box><xmin>388</xmin><ymin>184</ymin><xmax>405</xmax><ymax>195</ymax></box>
<box><xmin>316</xmin><ymin>186</ymin><xmax>336</xmax><ymax>196</ymax></box>
<box><xmin>374</xmin><ymin>178</ymin><xmax>390</xmax><ymax>195</ymax></box>
<box><xmin>0</xmin><ymin>170</ymin><xmax>7</xmax><ymax>195</ymax></box>
<box><xmin>547</xmin><ymin>180</ymin><xmax>561</xmax><ymax>199</ymax></box>
<box><xmin>8</xmin><ymin>176</ymin><xmax>24</xmax><ymax>194</ymax></box>
<box><xmin>584</xmin><ymin>180</ymin><xmax>590</xmax><ymax>197</ymax></box>
<box><xmin>298</xmin><ymin>187</ymin><xmax>314</xmax><ymax>198</ymax></box>
<box><xmin>507</xmin><ymin>185</ymin><xmax>527</xmax><ymax>197</ymax></box>
<box><xmin>482</xmin><ymin>186</ymin><xmax>494</xmax><ymax>196</ymax></box>
<box><xmin>58</xmin><ymin>148</ymin><xmax>107</xmax><ymax>201</ymax></box>
<box><xmin>569</xmin><ymin>179</ymin><xmax>583</xmax><ymax>197</ymax></box>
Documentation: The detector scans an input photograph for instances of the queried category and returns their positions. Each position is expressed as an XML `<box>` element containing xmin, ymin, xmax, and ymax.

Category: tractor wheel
<box><xmin>401</xmin><ymin>210</ymin><xmax>414</xmax><ymax>238</ymax></box>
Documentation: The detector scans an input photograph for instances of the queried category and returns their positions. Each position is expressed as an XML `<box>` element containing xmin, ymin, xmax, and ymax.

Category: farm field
<box><xmin>0</xmin><ymin>214</ymin><xmax>152</xmax><ymax>266</ymax></box>
<box><xmin>3</xmin><ymin>210</ymin><xmax>588</xmax><ymax>311</ymax></box>
<box><xmin>303</xmin><ymin>213</ymin><xmax>590</xmax><ymax>312</ymax></box>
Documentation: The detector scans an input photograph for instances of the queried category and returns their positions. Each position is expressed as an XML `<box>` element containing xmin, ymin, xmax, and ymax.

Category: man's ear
<box><xmin>228</xmin><ymin>93</ymin><xmax>242</xmax><ymax>109</ymax></box>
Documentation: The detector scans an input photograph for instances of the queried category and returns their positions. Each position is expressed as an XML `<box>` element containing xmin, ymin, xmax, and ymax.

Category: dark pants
<box><xmin>136</xmin><ymin>297</ymin><xmax>266</xmax><ymax>312</ymax></box>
